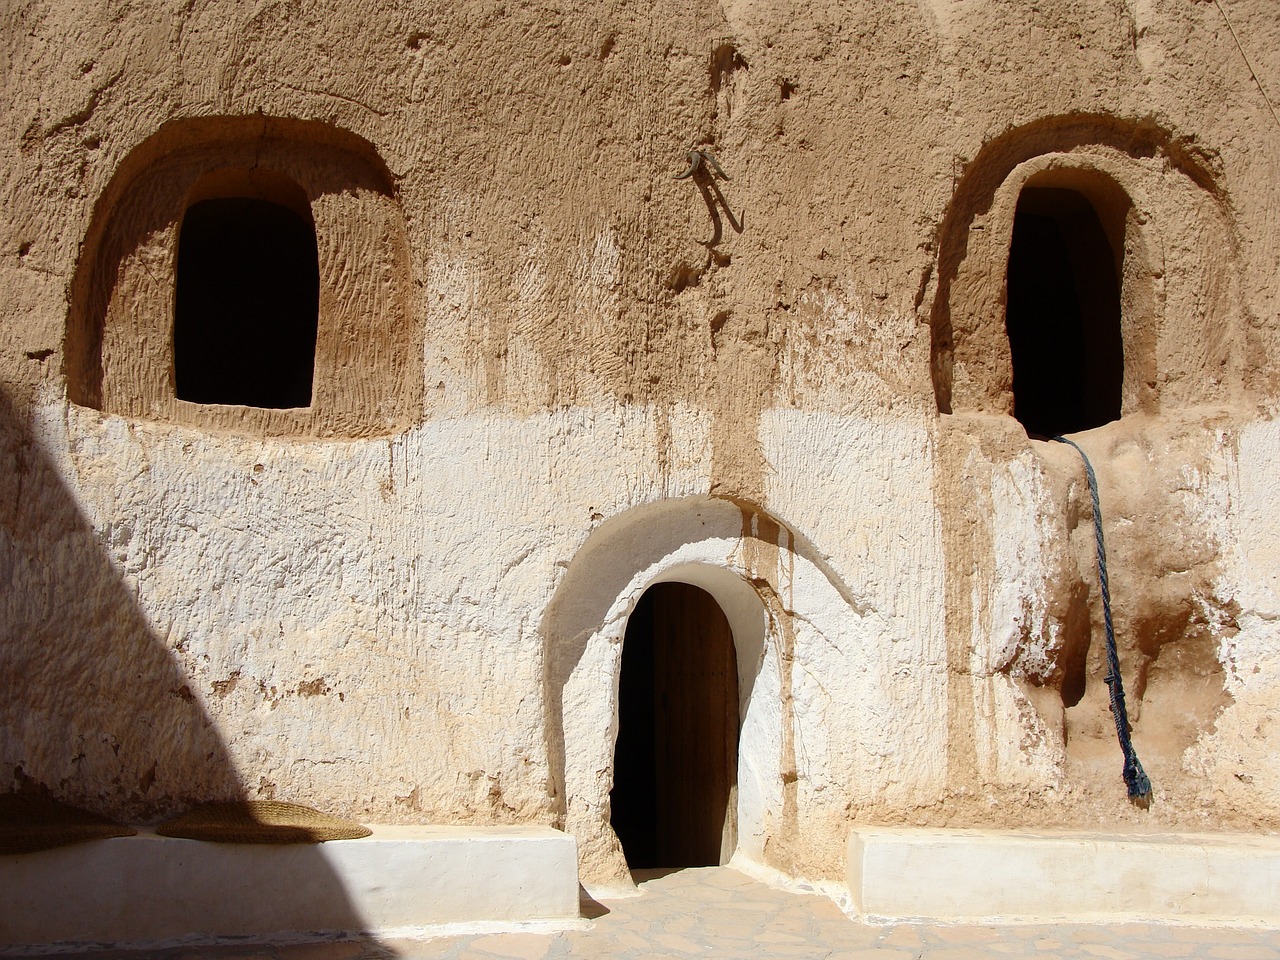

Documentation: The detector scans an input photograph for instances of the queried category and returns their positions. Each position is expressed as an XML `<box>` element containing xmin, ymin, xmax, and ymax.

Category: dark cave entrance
<box><xmin>610</xmin><ymin>582</ymin><xmax>739</xmax><ymax>869</ymax></box>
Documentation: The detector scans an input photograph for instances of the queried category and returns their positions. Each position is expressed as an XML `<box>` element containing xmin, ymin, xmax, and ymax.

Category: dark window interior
<box><xmin>1005</xmin><ymin>187</ymin><xmax>1124</xmax><ymax>437</ymax></box>
<box><xmin>174</xmin><ymin>197</ymin><xmax>319</xmax><ymax>408</ymax></box>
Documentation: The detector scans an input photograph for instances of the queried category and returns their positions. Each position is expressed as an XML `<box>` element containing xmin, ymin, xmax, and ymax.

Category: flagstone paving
<box><xmin>21</xmin><ymin>866</ymin><xmax>1280</xmax><ymax>959</ymax></box>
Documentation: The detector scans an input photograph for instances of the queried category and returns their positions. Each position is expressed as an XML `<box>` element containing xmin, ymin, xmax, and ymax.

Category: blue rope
<box><xmin>1053</xmin><ymin>436</ymin><xmax>1153</xmax><ymax>807</ymax></box>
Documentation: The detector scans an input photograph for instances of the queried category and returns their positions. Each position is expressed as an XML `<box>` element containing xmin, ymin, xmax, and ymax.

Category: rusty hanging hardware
<box><xmin>674</xmin><ymin>148</ymin><xmax>731</xmax><ymax>181</ymax></box>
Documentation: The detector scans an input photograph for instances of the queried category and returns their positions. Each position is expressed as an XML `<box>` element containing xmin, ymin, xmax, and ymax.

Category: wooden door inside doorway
<box><xmin>611</xmin><ymin>582</ymin><xmax>739</xmax><ymax>868</ymax></box>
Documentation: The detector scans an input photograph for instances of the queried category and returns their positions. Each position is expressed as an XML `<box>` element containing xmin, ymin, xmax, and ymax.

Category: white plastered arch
<box><xmin>542</xmin><ymin>495</ymin><xmax>869</xmax><ymax>894</ymax></box>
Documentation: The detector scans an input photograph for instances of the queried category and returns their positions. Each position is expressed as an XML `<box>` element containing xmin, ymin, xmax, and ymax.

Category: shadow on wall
<box><xmin>0</xmin><ymin>385</ymin><xmax>376</xmax><ymax>944</ymax></box>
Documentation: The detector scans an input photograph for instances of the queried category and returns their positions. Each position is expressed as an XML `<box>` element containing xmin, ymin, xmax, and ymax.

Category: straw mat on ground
<box><xmin>0</xmin><ymin>793</ymin><xmax>137</xmax><ymax>854</ymax></box>
<box><xmin>155</xmin><ymin>800</ymin><xmax>372</xmax><ymax>843</ymax></box>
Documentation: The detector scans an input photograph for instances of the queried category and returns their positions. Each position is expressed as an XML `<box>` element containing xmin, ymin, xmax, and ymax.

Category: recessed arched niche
<box><xmin>67</xmin><ymin>116</ymin><xmax>417</xmax><ymax>438</ymax></box>
<box><xmin>929</xmin><ymin>115</ymin><xmax>1244</xmax><ymax>433</ymax></box>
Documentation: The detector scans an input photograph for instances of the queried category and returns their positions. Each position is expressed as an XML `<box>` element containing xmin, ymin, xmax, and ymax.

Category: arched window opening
<box><xmin>611</xmin><ymin>582</ymin><xmax>739</xmax><ymax>869</ymax></box>
<box><xmin>68</xmin><ymin>117</ymin><xmax>418</xmax><ymax>436</ymax></box>
<box><xmin>1005</xmin><ymin>187</ymin><xmax>1124</xmax><ymax>437</ymax></box>
<box><xmin>174</xmin><ymin>177</ymin><xmax>319</xmax><ymax>409</ymax></box>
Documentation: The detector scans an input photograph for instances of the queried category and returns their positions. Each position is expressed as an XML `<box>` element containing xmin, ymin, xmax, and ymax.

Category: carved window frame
<box><xmin>68</xmin><ymin>117</ymin><xmax>418</xmax><ymax>438</ymax></box>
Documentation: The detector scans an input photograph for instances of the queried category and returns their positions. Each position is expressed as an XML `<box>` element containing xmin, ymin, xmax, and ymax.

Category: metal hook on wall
<box><xmin>674</xmin><ymin>148</ymin><xmax>731</xmax><ymax>181</ymax></box>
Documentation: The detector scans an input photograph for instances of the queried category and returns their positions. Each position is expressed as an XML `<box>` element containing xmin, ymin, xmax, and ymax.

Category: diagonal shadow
<box><xmin>692</xmin><ymin>168</ymin><xmax>744</xmax><ymax>249</ymax></box>
<box><xmin>0</xmin><ymin>384</ymin><xmax>385</xmax><ymax>951</ymax></box>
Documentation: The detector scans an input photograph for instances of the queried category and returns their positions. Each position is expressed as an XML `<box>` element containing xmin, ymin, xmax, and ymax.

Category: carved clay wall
<box><xmin>2</xmin><ymin>0</ymin><xmax>1279</xmax><ymax>890</ymax></box>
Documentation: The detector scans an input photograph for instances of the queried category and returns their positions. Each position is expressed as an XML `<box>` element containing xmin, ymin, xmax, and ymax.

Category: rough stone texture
<box><xmin>2</xmin><ymin>0</ymin><xmax>1279</xmax><ymax>894</ymax></box>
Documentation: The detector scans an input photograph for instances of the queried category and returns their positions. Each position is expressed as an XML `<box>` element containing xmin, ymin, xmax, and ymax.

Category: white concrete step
<box><xmin>1</xmin><ymin>825</ymin><xmax>579</xmax><ymax>948</ymax></box>
<box><xmin>847</xmin><ymin>828</ymin><xmax>1280</xmax><ymax>924</ymax></box>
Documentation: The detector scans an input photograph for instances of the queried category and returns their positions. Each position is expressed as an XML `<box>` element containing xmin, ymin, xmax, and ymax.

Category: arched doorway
<box><xmin>610</xmin><ymin>582</ymin><xmax>740</xmax><ymax>869</ymax></box>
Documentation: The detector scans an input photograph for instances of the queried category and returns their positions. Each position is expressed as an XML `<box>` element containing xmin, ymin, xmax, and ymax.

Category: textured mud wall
<box><xmin>2</xmin><ymin>0</ymin><xmax>1279</xmax><ymax>889</ymax></box>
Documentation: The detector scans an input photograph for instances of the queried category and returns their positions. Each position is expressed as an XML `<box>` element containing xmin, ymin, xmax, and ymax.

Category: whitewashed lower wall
<box><xmin>3</xmin><ymin>393</ymin><xmax>1279</xmax><ymax>893</ymax></box>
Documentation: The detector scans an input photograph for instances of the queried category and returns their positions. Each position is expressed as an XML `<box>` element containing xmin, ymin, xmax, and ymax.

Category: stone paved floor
<box><xmin>35</xmin><ymin>867</ymin><xmax>1280</xmax><ymax>960</ymax></box>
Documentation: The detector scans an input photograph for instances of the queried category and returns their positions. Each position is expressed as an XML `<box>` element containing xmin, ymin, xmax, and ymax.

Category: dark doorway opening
<box><xmin>1005</xmin><ymin>187</ymin><xmax>1124</xmax><ymax>437</ymax></box>
<box><xmin>174</xmin><ymin>196</ymin><xmax>319</xmax><ymax>408</ymax></box>
<box><xmin>611</xmin><ymin>582</ymin><xmax>739</xmax><ymax>869</ymax></box>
